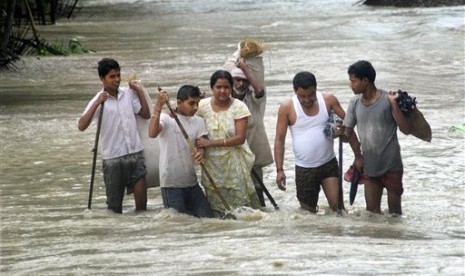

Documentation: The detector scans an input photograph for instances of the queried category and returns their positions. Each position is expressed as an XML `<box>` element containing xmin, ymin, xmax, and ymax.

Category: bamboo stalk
<box><xmin>23</xmin><ymin>0</ymin><xmax>41</xmax><ymax>46</ymax></box>
<box><xmin>88</xmin><ymin>103</ymin><xmax>104</xmax><ymax>209</ymax></box>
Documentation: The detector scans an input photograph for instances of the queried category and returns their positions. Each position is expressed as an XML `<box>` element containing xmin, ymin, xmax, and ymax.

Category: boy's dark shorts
<box><xmin>295</xmin><ymin>157</ymin><xmax>339</xmax><ymax>207</ymax></box>
<box><xmin>161</xmin><ymin>184</ymin><xmax>213</xmax><ymax>218</ymax></box>
<box><xmin>102</xmin><ymin>151</ymin><xmax>146</xmax><ymax>212</ymax></box>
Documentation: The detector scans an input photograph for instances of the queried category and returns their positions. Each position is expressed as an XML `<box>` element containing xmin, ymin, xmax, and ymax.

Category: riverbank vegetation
<box><xmin>0</xmin><ymin>0</ymin><xmax>87</xmax><ymax>70</ymax></box>
<box><xmin>2</xmin><ymin>0</ymin><xmax>464</xmax><ymax>70</ymax></box>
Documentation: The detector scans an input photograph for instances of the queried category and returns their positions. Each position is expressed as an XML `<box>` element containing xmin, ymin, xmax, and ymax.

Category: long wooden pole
<box><xmin>251</xmin><ymin>168</ymin><xmax>279</xmax><ymax>210</ymax></box>
<box><xmin>87</xmin><ymin>103</ymin><xmax>104</xmax><ymax>209</ymax></box>
<box><xmin>159</xmin><ymin>87</ymin><xmax>231</xmax><ymax>211</ymax></box>
<box><xmin>337</xmin><ymin>137</ymin><xmax>345</xmax><ymax>213</ymax></box>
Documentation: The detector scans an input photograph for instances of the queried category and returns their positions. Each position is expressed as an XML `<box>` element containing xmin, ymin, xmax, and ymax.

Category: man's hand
<box><xmin>235</xmin><ymin>57</ymin><xmax>248</xmax><ymax>71</ymax></box>
<box><xmin>353</xmin><ymin>156</ymin><xmax>364</xmax><ymax>174</ymax></box>
<box><xmin>388</xmin><ymin>90</ymin><xmax>399</xmax><ymax>104</ymax></box>
<box><xmin>332</xmin><ymin>124</ymin><xmax>346</xmax><ymax>138</ymax></box>
<box><xmin>276</xmin><ymin>171</ymin><xmax>286</xmax><ymax>191</ymax></box>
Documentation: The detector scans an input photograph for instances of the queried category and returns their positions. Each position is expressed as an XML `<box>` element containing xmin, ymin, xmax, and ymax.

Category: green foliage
<box><xmin>449</xmin><ymin>124</ymin><xmax>465</xmax><ymax>134</ymax></box>
<box><xmin>38</xmin><ymin>37</ymin><xmax>94</xmax><ymax>56</ymax></box>
<box><xmin>69</xmin><ymin>38</ymin><xmax>94</xmax><ymax>54</ymax></box>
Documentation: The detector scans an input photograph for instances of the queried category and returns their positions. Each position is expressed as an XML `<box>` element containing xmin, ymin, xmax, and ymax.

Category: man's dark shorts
<box><xmin>103</xmin><ymin>151</ymin><xmax>146</xmax><ymax>213</ymax></box>
<box><xmin>295</xmin><ymin>157</ymin><xmax>339</xmax><ymax>208</ymax></box>
<box><xmin>366</xmin><ymin>170</ymin><xmax>404</xmax><ymax>196</ymax></box>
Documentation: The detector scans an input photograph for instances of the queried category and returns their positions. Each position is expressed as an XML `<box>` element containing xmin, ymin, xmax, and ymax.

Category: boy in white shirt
<box><xmin>78</xmin><ymin>58</ymin><xmax>149</xmax><ymax>213</ymax></box>
<box><xmin>149</xmin><ymin>85</ymin><xmax>212</xmax><ymax>218</ymax></box>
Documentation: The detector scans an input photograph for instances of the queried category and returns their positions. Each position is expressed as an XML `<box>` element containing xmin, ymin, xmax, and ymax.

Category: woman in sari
<box><xmin>196</xmin><ymin>70</ymin><xmax>261</xmax><ymax>217</ymax></box>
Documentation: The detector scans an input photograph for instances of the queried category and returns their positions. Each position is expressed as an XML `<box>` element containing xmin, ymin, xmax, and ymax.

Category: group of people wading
<box><xmin>78</xmin><ymin>43</ymin><xmax>411</xmax><ymax>218</ymax></box>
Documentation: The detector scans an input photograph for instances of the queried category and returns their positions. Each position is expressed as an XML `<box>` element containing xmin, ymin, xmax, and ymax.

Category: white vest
<box><xmin>289</xmin><ymin>92</ymin><xmax>335</xmax><ymax>168</ymax></box>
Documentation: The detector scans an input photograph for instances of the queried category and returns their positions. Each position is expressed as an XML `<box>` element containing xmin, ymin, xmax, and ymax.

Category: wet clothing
<box><xmin>239</xmin><ymin>87</ymin><xmax>273</xmax><ymax>207</ymax></box>
<box><xmin>83</xmin><ymin>87</ymin><xmax>146</xmax><ymax>213</ymax></box>
<box><xmin>290</xmin><ymin>92</ymin><xmax>335</xmax><ymax>168</ymax></box>
<box><xmin>366</xmin><ymin>170</ymin><xmax>404</xmax><ymax>196</ymax></box>
<box><xmin>295</xmin><ymin>157</ymin><xmax>339</xmax><ymax>207</ymax></box>
<box><xmin>102</xmin><ymin>151</ymin><xmax>147</xmax><ymax>213</ymax></box>
<box><xmin>242</xmin><ymin>87</ymin><xmax>273</xmax><ymax>167</ymax></box>
<box><xmin>344</xmin><ymin>90</ymin><xmax>403</xmax><ymax>177</ymax></box>
<box><xmin>197</xmin><ymin>97</ymin><xmax>261</xmax><ymax>217</ymax></box>
<box><xmin>157</xmin><ymin>112</ymin><xmax>212</xmax><ymax>217</ymax></box>
<box><xmin>84</xmin><ymin>87</ymin><xmax>143</xmax><ymax>160</ymax></box>
<box><xmin>161</xmin><ymin>184</ymin><xmax>213</xmax><ymax>218</ymax></box>
<box><xmin>157</xmin><ymin>113</ymin><xmax>208</xmax><ymax>188</ymax></box>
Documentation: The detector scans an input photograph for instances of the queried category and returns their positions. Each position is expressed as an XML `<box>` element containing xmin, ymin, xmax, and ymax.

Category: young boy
<box><xmin>343</xmin><ymin>60</ymin><xmax>411</xmax><ymax>215</ymax></box>
<box><xmin>78</xmin><ymin>58</ymin><xmax>150</xmax><ymax>214</ymax></box>
<box><xmin>148</xmin><ymin>85</ymin><xmax>212</xmax><ymax>218</ymax></box>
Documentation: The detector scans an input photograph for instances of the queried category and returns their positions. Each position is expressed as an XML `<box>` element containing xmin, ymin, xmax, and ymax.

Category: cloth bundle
<box><xmin>396</xmin><ymin>90</ymin><xmax>432</xmax><ymax>142</ymax></box>
<box><xmin>396</xmin><ymin>90</ymin><xmax>417</xmax><ymax>114</ymax></box>
<box><xmin>223</xmin><ymin>39</ymin><xmax>265</xmax><ymax>87</ymax></box>
<box><xmin>323</xmin><ymin>112</ymin><xmax>343</xmax><ymax>138</ymax></box>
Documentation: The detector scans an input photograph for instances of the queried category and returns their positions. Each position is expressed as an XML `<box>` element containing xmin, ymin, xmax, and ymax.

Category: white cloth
<box><xmin>83</xmin><ymin>87</ymin><xmax>143</xmax><ymax>159</ymax></box>
<box><xmin>289</xmin><ymin>92</ymin><xmax>335</xmax><ymax>168</ymax></box>
<box><xmin>223</xmin><ymin>45</ymin><xmax>265</xmax><ymax>87</ymax></box>
<box><xmin>157</xmin><ymin>113</ymin><xmax>208</xmax><ymax>188</ymax></box>
<box><xmin>242</xmin><ymin>88</ymin><xmax>273</xmax><ymax>167</ymax></box>
<box><xmin>231</xmin><ymin>67</ymin><xmax>247</xmax><ymax>79</ymax></box>
<box><xmin>135</xmin><ymin>86</ymin><xmax>160</xmax><ymax>188</ymax></box>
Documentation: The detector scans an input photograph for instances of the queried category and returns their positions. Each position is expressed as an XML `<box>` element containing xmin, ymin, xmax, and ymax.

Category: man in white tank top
<box><xmin>274</xmin><ymin>72</ymin><xmax>362</xmax><ymax>213</ymax></box>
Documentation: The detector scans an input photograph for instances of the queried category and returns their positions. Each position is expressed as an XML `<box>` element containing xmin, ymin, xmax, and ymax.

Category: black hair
<box><xmin>97</xmin><ymin>58</ymin><xmax>120</xmax><ymax>77</ymax></box>
<box><xmin>177</xmin><ymin>85</ymin><xmax>201</xmax><ymax>101</ymax></box>
<box><xmin>293</xmin><ymin>71</ymin><xmax>317</xmax><ymax>90</ymax></box>
<box><xmin>347</xmin><ymin>60</ymin><xmax>376</xmax><ymax>83</ymax></box>
<box><xmin>210</xmin><ymin>70</ymin><xmax>233</xmax><ymax>89</ymax></box>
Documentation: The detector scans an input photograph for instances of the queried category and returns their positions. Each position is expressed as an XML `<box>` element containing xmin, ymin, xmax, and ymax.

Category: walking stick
<box><xmin>87</xmin><ymin>103</ymin><xmax>104</xmax><ymax>209</ymax></box>
<box><xmin>337</xmin><ymin>137</ymin><xmax>345</xmax><ymax>213</ymax></box>
<box><xmin>158</xmin><ymin>87</ymin><xmax>231</xmax><ymax>211</ymax></box>
<box><xmin>251</xmin><ymin>168</ymin><xmax>279</xmax><ymax>210</ymax></box>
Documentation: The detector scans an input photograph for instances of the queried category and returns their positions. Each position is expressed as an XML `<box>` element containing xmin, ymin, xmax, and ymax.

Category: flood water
<box><xmin>1</xmin><ymin>0</ymin><xmax>464</xmax><ymax>275</ymax></box>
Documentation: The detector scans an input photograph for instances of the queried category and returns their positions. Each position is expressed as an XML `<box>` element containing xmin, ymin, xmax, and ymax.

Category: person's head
<box><xmin>97</xmin><ymin>58</ymin><xmax>121</xmax><ymax>93</ymax></box>
<box><xmin>210</xmin><ymin>70</ymin><xmax>233</xmax><ymax>102</ymax></box>
<box><xmin>347</xmin><ymin>60</ymin><xmax>376</xmax><ymax>94</ymax></box>
<box><xmin>231</xmin><ymin>67</ymin><xmax>250</xmax><ymax>96</ymax></box>
<box><xmin>176</xmin><ymin>85</ymin><xmax>202</xmax><ymax>116</ymax></box>
<box><xmin>293</xmin><ymin>71</ymin><xmax>317</xmax><ymax>108</ymax></box>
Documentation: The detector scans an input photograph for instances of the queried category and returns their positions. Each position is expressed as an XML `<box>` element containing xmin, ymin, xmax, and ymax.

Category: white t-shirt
<box><xmin>83</xmin><ymin>87</ymin><xmax>144</xmax><ymax>159</ymax></box>
<box><xmin>157</xmin><ymin>113</ymin><xmax>208</xmax><ymax>188</ymax></box>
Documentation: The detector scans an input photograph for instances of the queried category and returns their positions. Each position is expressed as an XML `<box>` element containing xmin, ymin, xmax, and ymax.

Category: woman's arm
<box><xmin>196</xmin><ymin>117</ymin><xmax>248</xmax><ymax>148</ymax></box>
